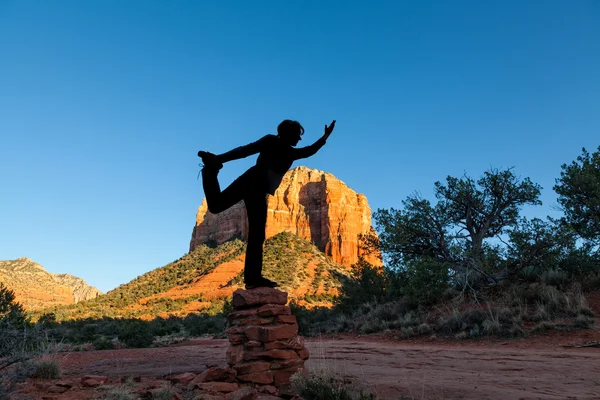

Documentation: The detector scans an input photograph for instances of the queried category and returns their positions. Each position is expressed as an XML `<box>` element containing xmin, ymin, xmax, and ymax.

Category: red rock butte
<box><xmin>191</xmin><ymin>166</ymin><xmax>381</xmax><ymax>267</ymax></box>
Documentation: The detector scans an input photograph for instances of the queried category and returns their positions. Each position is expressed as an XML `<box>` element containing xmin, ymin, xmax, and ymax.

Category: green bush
<box><xmin>531</xmin><ymin>321</ymin><xmax>556</xmax><ymax>334</ymax></box>
<box><xmin>404</xmin><ymin>258</ymin><xmax>449</xmax><ymax>305</ymax></box>
<box><xmin>93</xmin><ymin>336</ymin><xmax>114</xmax><ymax>350</ymax></box>
<box><xmin>118</xmin><ymin>320</ymin><xmax>154</xmax><ymax>348</ymax></box>
<box><xmin>182</xmin><ymin>313</ymin><xmax>226</xmax><ymax>336</ymax></box>
<box><xmin>100</xmin><ymin>387</ymin><xmax>135</xmax><ymax>400</ymax></box>
<box><xmin>291</xmin><ymin>368</ymin><xmax>376</xmax><ymax>400</ymax></box>
<box><xmin>574</xmin><ymin>315</ymin><xmax>595</xmax><ymax>329</ymax></box>
<box><xmin>151</xmin><ymin>386</ymin><xmax>176</xmax><ymax>400</ymax></box>
<box><xmin>31</xmin><ymin>359</ymin><xmax>61</xmax><ymax>379</ymax></box>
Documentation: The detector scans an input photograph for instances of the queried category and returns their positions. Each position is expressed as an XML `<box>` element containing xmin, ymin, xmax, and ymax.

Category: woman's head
<box><xmin>277</xmin><ymin>119</ymin><xmax>304</xmax><ymax>146</ymax></box>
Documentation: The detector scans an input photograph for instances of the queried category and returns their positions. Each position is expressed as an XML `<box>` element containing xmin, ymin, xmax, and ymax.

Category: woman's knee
<box><xmin>207</xmin><ymin>202</ymin><xmax>226</xmax><ymax>214</ymax></box>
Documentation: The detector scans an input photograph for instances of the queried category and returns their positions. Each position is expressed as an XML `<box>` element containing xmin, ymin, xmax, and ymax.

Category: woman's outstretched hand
<box><xmin>324</xmin><ymin>120</ymin><xmax>336</xmax><ymax>140</ymax></box>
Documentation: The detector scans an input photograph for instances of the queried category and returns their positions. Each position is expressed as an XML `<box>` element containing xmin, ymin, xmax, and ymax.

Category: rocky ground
<box><xmin>10</xmin><ymin>329</ymin><xmax>599</xmax><ymax>400</ymax></box>
<box><xmin>10</xmin><ymin>291</ymin><xmax>600</xmax><ymax>400</ymax></box>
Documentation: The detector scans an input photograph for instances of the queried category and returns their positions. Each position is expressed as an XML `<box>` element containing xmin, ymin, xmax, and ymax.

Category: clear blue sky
<box><xmin>1</xmin><ymin>1</ymin><xmax>598</xmax><ymax>292</ymax></box>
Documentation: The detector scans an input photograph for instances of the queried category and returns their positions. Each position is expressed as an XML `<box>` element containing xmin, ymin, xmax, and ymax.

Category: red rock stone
<box><xmin>228</xmin><ymin>309</ymin><xmax>259</xmax><ymax>322</ymax></box>
<box><xmin>257</xmin><ymin>385</ymin><xmax>278</xmax><ymax>395</ymax></box>
<box><xmin>252</xmin><ymin>349</ymin><xmax>299</xmax><ymax>360</ymax></box>
<box><xmin>225</xmin><ymin>326</ymin><xmax>245</xmax><ymax>335</ymax></box>
<box><xmin>82</xmin><ymin>375</ymin><xmax>109</xmax><ymax>384</ymax></box>
<box><xmin>273</xmin><ymin>315</ymin><xmax>297</xmax><ymax>324</ymax></box>
<box><xmin>192</xmin><ymin>367</ymin><xmax>236</xmax><ymax>384</ymax></box>
<box><xmin>170</xmin><ymin>372</ymin><xmax>197</xmax><ymax>385</ymax></box>
<box><xmin>257</xmin><ymin>304</ymin><xmax>291</xmax><ymax>317</ymax></box>
<box><xmin>240</xmin><ymin>348</ymin><xmax>262</xmax><ymax>361</ymax></box>
<box><xmin>47</xmin><ymin>385</ymin><xmax>69</xmax><ymax>393</ymax></box>
<box><xmin>273</xmin><ymin>366</ymin><xmax>303</xmax><ymax>387</ymax></box>
<box><xmin>146</xmin><ymin>388</ymin><xmax>182</xmax><ymax>399</ymax></box>
<box><xmin>121</xmin><ymin>375</ymin><xmax>142</xmax><ymax>383</ymax></box>
<box><xmin>190</xmin><ymin>166</ymin><xmax>383</xmax><ymax>268</ymax></box>
<box><xmin>197</xmin><ymin>382</ymin><xmax>240</xmax><ymax>393</ymax></box>
<box><xmin>228</xmin><ymin>334</ymin><xmax>246</xmax><ymax>345</ymax></box>
<box><xmin>81</xmin><ymin>375</ymin><xmax>109</xmax><ymax>387</ymax></box>
<box><xmin>245</xmin><ymin>325</ymin><xmax>298</xmax><ymax>342</ymax></box>
<box><xmin>232</xmin><ymin>288</ymin><xmax>287</xmax><ymax>309</ymax></box>
<box><xmin>232</xmin><ymin>361</ymin><xmax>271</xmax><ymax>376</ymax></box>
<box><xmin>263</xmin><ymin>336</ymin><xmax>305</xmax><ymax>350</ymax></box>
<box><xmin>226</xmin><ymin>345</ymin><xmax>245</xmax><ymax>365</ymax></box>
<box><xmin>54</xmin><ymin>380</ymin><xmax>73</xmax><ymax>388</ymax></box>
<box><xmin>225</xmin><ymin>386</ymin><xmax>258</xmax><ymax>400</ymax></box>
<box><xmin>198</xmin><ymin>394</ymin><xmax>227</xmax><ymax>400</ymax></box>
<box><xmin>244</xmin><ymin>341</ymin><xmax>262</xmax><ymax>350</ymax></box>
<box><xmin>33</xmin><ymin>381</ymin><xmax>52</xmax><ymax>391</ymax></box>
<box><xmin>237</xmin><ymin>370</ymin><xmax>274</xmax><ymax>385</ymax></box>
<box><xmin>297</xmin><ymin>347</ymin><xmax>310</xmax><ymax>360</ymax></box>
<box><xmin>271</xmin><ymin>358</ymin><xmax>305</xmax><ymax>370</ymax></box>
<box><xmin>255</xmin><ymin>395</ymin><xmax>282</xmax><ymax>400</ymax></box>
<box><xmin>231</xmin><ymin>317</ymin><xmax>274</xmax><ymax>327</ymax></box>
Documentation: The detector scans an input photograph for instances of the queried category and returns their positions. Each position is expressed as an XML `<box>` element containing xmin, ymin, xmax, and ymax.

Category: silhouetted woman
<box><xmin>198</xmin><ymin>119</ymin><xmax>336</xmax><ymax>289</ymax></box>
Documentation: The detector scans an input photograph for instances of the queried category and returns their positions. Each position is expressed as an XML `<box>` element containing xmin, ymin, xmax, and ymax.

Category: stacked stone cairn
<box><xmin>225</xmin><ymin>287</ymin><xmax>309</xmax><ymax>394</ymax></box>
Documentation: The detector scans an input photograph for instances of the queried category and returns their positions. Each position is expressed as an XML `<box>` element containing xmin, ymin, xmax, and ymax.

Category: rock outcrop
<box><xmin>0</xmin><ymin>257</ymin><xmax>102</xmax><ymax>310</ymax></box>
<box><xmin>225</xmin><ymin>288</ymin><xmax>308</xmax><ymax>391</ymax></box>
<box><xmin>53</xmin><ymin>273</ymin><xmax>103</xmax><ymax>303</ymax></box>
<box><xmin>191</xmin><ymin>166</ymin><xmax>381</xmax><ymax>267</ymax></box>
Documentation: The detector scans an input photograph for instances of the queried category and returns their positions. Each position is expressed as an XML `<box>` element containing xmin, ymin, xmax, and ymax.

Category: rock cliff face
<box><xmin>53</xmin><ymin>273</ymin><xmax>103</xmax><ymax>303</ymax></box>
<box><xmin>190</xmin><ymin>166</ymin><xmax>381</xmax><ymax>267</ymax></box>
<box><xmin>0</xmin><ymin>257</ymin><xmax>102</xmax><ymax>310</ymax></box>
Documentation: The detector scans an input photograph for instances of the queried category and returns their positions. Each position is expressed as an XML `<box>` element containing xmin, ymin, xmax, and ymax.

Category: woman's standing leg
<box><xmin>243</xmin><ymin>191</ymin><xmax>268</xmax><ymax>285</ymax></box>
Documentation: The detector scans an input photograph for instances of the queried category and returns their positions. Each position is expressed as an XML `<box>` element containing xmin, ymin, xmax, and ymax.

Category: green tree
<box><xmin>337</xmin><ymin>258</ymin><xmax>389</xmax><ymax>310</ymax></box>
<box><xmin>0</xmin><ymin>283</ymin><xmax>28</xmax><ymax>327</ymax></box>
<box><xmin>503</xmin><ymin>217</ymin><xmax>600</xmax><ymax>278</ymax></box>
<box><xmin>554</xmin><ymin>146</ymin><xmax>600</xmax><ymax>245</ymax></box>
<box><xmin>374</xmin><ymin>168</ymin><xmax>542</xmax><ymax>288</ymax></box>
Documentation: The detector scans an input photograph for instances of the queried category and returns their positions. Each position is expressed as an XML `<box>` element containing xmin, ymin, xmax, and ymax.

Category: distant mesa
<box><xmin>0</xmin><ymin>257</ymin><xmax>102</xmax><ymax>310</ymax></box>
<box><xmin>191</xmin><ymin>166</ymin><xmax>382</xmax><ymax>267</ymax></box>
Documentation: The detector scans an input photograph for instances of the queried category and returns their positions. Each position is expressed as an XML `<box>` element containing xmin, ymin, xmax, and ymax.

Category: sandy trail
<box><xmin>55</xmin><ymin>337</ymin><xmax>600</xmax><ymax>400</ymax></box>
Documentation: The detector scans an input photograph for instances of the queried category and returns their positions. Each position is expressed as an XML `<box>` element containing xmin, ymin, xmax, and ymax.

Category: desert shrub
<box><xmin>289</xmin><ymin>302</ymin><xmax>340</xmax><ymax>336</ymax></box>
<box><xmin>100</xmin><ymin>387</ymin><xmax>135</xmax><ymax>400</ymax></box>
<box><xmin>31</xmin><ymin>359</ymin><xmax>61</xmax><ymax>379</ymax></box>
<box><xmin>118</xmin><ymin>320</ymin><xmax>154</xmax><ymax>348</ymax></box>
<box><xmin>149</xmin><ymin>316</ymin><xmax>183</xmax><ymax>337</ymax></box>
<box><xmin>531</xmin><ymin>321</ymin><xmax>556</xmax><ymax>334</ymax></box>
<box><xmin>518</xmin><ymin>266</ymin><xmax>539</xmax><ymax>283</ymax></box>
<box><xmin>359</xmin><ymin>319</ymin><xmax>384</xmax><ymax>334</ymax></box>
<box><xmin>462</xmin><ymin>309</ymin><xmax>488</xmax><ymax>326</ymax></box>
<box><xmin>337</xmin><ymin>260</ymin><xmax>388</xmax><ymax>311</ymax></box>
<box><xmin>574</xmin><ymin>315</ymin><xmax>595</xmax><ymax>329</ymax></box>
<box><xmin>436</xmin><ymin>305</ymin><xmax>523</xmax><ymax>338</ymax></box>
<box><xmin>401</xmin><ymin>326</ymin><xmax>417</xmax><ymax>338</ymax></box>
<box><xmin>436</xmin><ymin>309</ymin><xmax>464</xmax><ymax>334</ymax></box>
<box><xmin>152</xmin><ymin>386</ymin><xmax>176</xmax><ymax>400</ymax></box>
<box><xmin>469</xmin><ymin>324</ymin><xmax>481</xmax><ymax>337</ymax></box>
<box><xmin>291</xmin><ymin>368</ymin><xmax>376</xmax><ymax>400</ymax></box>
<box><xmin>541</xmin><ymin>268</ymin><xmax>568</xmax><ymax>287</ymax></box>
<box><xmin>577</xmin><ymin>305</ymin><xmax>595</xmax><ymax>318</ymax></box>
<box><xmin>455</xmin><ymin>331</ymin><xmax>468</xmax><ymax>340</ymax></box>
<box><xmin>530</xmin><ymin>303</ymin><xmax>550</xmax><ymax>322</ymax></box>
<box><xmin>182</xmin><ymin>313</ymin><xmax>226</xmax><ymax>336</ymax></box>
<box><xmin>417</xmin><ymin>323</ymin><xmax>432</xmax><ymax>335</ymax></box>
<box><xmin>93</xmin><ymin>336</ymin><xmax>114</xmax><ymax>350</ymax></box>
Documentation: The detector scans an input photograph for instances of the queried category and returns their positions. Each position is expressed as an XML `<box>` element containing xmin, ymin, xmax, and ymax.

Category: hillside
<box><xmin>44</xmin><ymin>232</ymin><xmax>350</xmax><ymax>321</ymax></box>
<box><xmin>0</xmin><ymin>257</ymin><xmax>102</xmax><ymax>310</ymax></box>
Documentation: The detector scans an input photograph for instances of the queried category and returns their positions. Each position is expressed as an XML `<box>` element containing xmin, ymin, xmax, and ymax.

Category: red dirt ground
<box><xmin>11</xmin><ymin>290</ymin><xmax>600</xmax><ymax>400</ymax></box>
